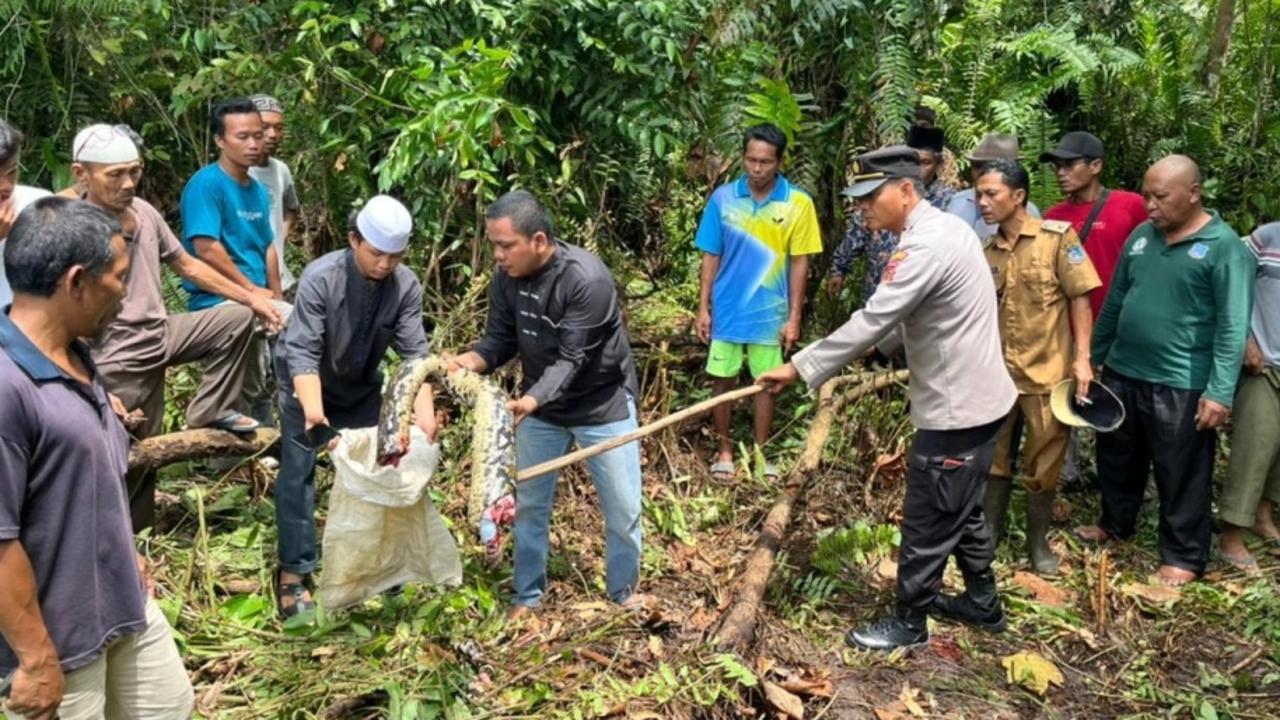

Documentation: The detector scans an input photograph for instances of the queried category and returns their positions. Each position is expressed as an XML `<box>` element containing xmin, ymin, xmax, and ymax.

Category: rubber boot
<box><xmin>1025</xmin><ymin>490</ymin><xmax>1061</xmax><ymax>575</ymax></box>
<box><xmin>983</xmin><ymin>477</ymin><xmax>1013</xmax><ymax>543</ymax></box>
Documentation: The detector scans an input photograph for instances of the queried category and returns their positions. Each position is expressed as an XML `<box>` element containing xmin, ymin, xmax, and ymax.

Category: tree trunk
<box><xmin>127</xmin><ymin>428</ymin><xmax>280</xmax><ymax>471</ymax></box>
<box><xmin>714</xmin><ymin>370</ymin><xmax>909</xmax><ymax>651</ymax></box>
<box><xmin>1203</xmin><ymin>0</ymin><xmax>1237</xmax><ymax>94</ymax></box>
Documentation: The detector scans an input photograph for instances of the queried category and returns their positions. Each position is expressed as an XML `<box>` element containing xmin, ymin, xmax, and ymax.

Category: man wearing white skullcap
<box><xmin>270</xmin><ymin>194</ymin><xmax>436</xmax><ymax>617</ymax></box>
<box><xmin>0</xmin><ymin>119</ymin><xmax>51</xmax><ymax>307</ymax></box>
<box><xmin>68</xmin><ymin>122</ymin><xmax>284</xmax><ymax>530</ymax></box>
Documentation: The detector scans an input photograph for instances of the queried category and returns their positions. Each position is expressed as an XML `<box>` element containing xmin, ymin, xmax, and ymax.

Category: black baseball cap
<box><xmin>841</xmin><ymin>146</ymin><xmax>922</xmax><ymax>198</ymax></box>
<box><xmin>1039</xmin><ymin>131</ymin><xmax>1105</xmax><ymax>162</ymax></box>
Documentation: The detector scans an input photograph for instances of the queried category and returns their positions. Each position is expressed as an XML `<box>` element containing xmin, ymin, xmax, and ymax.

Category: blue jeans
<box><xmin>275</xmin><ymin>390</ymin><xmax>380</xmax><ymax>575</ymax></box>
<box><xmin>513</xmin><ymin>399</ymin><xmax>643</xmax><ymax>607</ymax></box>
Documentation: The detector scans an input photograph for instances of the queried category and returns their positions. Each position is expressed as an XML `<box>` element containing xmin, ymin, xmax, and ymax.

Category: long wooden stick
<box><xmin>515</xmin><ymin>384</ymin><xmax>765</xmax><ymax>482</ymax></box>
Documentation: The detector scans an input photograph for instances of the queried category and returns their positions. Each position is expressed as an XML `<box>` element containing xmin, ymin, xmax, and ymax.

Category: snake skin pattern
<box><xmin>376</xmin><ymin>355</ymin><xmax>516</xmax><ymax>526</ymax></box>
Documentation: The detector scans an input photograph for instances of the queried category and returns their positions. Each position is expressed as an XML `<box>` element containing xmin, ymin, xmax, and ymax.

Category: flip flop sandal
<box><xmin>276</xmin><ymin>569</ymin><xmax>315</xmax><ymax>619</ymax></box>
<box><xmin>761</xmin><ymin>462</ymin><xmax>781</xmax><ymax>482</ymax></box>
<box><xmin>1217</xmin><ymin>550</ymin><xmax>1262</xmax><ymax>576</ymax></box>
<box><xmin>209</xmin><ymin>412</ymin><xmax>261</xmax><ymax>435</ymax></box>
<box><xmin>709</xmin><ymin>461</ymin><xmax>735</xmax><ymax>480</ymax></box>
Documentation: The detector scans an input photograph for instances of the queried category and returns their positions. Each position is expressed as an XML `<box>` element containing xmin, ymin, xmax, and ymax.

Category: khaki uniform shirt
<box><xmin>793</xmin><ymin>202</ymin><xmax>1016</xmax><ymax>431</ymax></box>
<box><xmin>985</xmin><ymin>218</ymin><xmax>1102</xmax><ymax>394</ymax></box>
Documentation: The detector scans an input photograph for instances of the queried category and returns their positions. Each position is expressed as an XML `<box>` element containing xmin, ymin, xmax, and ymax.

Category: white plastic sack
<box><xmin>318</xmin><ymin>427</ymin><xmax>462</xmax><ymax>610</ymax></box>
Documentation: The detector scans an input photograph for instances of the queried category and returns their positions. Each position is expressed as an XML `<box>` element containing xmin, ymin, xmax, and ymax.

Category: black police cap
<box><xmin>841</xmin><ymin>145</ymin><xmax>923</xmax><ymax>198</ymax></box>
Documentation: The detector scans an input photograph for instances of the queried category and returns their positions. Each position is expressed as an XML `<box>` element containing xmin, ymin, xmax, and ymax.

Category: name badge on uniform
<box><xmin>882</xmin><ymin>249</ymin><xmax>909</xmax><ymax>283</ymax></box>
<box><xmin>1188</xmin><ymin>242</ymin><xmax>1209</xmax><ymax>260</ymax></box>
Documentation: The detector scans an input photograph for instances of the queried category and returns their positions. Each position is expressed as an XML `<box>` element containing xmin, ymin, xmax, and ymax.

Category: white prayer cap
<box><xmin>355</xmin><ymin>195</ymin><xmax>413</xmax><ymax>254</ymax></box>
<box><xmin>72</xmin><ymin>124</ymin><xmax>140</xmax><ymax>164</ymax></box>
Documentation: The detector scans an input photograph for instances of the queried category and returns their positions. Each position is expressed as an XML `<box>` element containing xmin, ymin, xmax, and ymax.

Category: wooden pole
<box><xmin>515</xmin><ymin>384</ymin><xmax>765</xmax><ymax>482</ymax></box>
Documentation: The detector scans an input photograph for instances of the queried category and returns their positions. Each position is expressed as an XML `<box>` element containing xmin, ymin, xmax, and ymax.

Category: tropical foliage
<box><xmin>4</xmin><ymin>0</ymin><xmax>1277</xmax><ymax>300</ymax></box>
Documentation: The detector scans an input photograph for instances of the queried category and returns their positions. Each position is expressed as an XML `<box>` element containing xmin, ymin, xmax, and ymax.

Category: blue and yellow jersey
<box><xmin>695</xmin><ymin>174</ymin><xmax>823</xmax><ymax>345</ymax></box>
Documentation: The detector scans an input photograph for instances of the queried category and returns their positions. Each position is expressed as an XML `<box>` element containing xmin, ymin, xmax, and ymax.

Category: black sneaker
<box><xmin>845</xmin><ymin>616</ymin><xmax>928</xmax><ymax>651</ymax></box>
<box><xmin>931</xmin><ymin>593</ymin><xmax>1007</xmax><ymax>632</ymax></box>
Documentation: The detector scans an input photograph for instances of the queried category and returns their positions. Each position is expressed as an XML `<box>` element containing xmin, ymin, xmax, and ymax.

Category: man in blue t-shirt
<box><xmin>182</xmin><ymin>98</ymin><xmax>283</xmax><ymax>424</ymax></box>
<box><xmin>181</xmin><ymin>97</ymin><xmax>280</xmax><ymax>307</ymax></box>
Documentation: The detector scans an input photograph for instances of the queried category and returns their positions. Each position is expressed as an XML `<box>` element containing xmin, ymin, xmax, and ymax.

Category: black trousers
<box><xmin>275</xmin><ymin>389</ymin><xmax>381</xmax><ymax>574</ymax></box>
<box><xmin>1094</xmin><ymin>369</ymin><xmax>1215</xmax><ymax>574</ymax></box>
<box><xmin>896</xmin><ymin>418</ymin><xmax>1002</xmax><ymax>621</ymax></box>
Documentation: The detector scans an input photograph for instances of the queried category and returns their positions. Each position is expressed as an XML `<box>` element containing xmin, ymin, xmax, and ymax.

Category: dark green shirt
<box><xmin>1093</xmin><ymin>213</ymin><xmax>1254</xmax><ymax>406</ymax></box>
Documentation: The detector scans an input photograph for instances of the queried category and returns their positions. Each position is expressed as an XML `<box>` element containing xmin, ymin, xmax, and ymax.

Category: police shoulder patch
<box><xmin>1066</xmin><ymin>245</ymin><xmax>1086</xmax><ymax>265</ymax></box>
<box><xmin>1042</xmin><ymin>219</ymin><xmax>1072</xmax><ymax>234</ymax></box>
<box><xmin>882</xmin><ymin>249</ymin><xmax>909</xmax><ymax>283</ymax></box>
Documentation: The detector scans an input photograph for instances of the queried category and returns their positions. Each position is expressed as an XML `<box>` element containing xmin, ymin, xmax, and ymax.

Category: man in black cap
<box><xmin>1039</xmin><ymin>131</ymin><xmax>1149</xmax><ymax>492</ymax></box>
<box><xmin>759</xmin><ymin>146</ymin><xmax>1016</xmax><ymax>651</ymax></box>
<box><xmin>826</xmin><ymin>127</ymin><xmax>954</xmax><ymax>301</ymax></box>
<box><xmin>1040</xmin><ymin>131</ymin><xmax>1148</xmax><ymax>319</ymax></box>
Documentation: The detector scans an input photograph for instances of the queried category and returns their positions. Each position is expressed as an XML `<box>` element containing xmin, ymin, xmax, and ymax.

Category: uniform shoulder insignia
<box><xmin>1041</xmin><ymin>220</ymin><xmax>1072</xmax><ymax>234</ymax></box>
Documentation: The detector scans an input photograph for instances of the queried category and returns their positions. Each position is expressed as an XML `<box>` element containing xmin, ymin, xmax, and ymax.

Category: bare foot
<box><xmin>1155</xmin><ymin>565</ymin><xmax>1197</xmax><ymax>587</ymax></box>
<box><xmin>619</xmin><ymin>593</ymin><xmax>656</xmax><ymax>612</ymax></box>
<box><xmin>1250</xmin><ymin>520</ymin><xmax>1280</xmax><ymax>542</ymax></box>
<box><xmin>507</xmin><ymin>604</ymin><xmax>536</xmax><ymax>623</ymax></box>
<box><xmin>1073</xmin><ymin>525</ymin><xmax>1112</xmax><ymax>543</ymax></box>
<box><xmin>1219</xmin><ymin>526</ymin><xmax>1252</xmax><ymax>558</ymax></box>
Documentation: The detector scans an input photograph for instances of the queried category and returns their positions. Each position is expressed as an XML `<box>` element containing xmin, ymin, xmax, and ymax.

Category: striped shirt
<box><xmin>1247</xmin><ymin>222</ymin><xmax>1280</xmax><ymax>366</ymax></box>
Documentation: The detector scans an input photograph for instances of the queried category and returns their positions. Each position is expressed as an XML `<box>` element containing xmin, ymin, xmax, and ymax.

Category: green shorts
<box><xmin>706</xmin><ymin>340</ymin><xmax>784</xmax><ymax>379</ymax></box>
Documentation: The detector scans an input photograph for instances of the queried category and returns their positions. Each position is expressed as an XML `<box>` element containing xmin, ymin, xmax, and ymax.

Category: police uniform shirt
<box><xmin>793</xmin><ymin>201</ymin><xmax>1017</xmax><ymax>430</ymax></box>
<box><xmin>985</xmin><ymin>218</ymin><xmax>1102</xmax><ymax>394</ymax></box>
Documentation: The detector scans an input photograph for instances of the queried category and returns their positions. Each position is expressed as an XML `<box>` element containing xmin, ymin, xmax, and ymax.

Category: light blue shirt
<box><xmin>946</xmin><ymin>188</ymin><xmax>1040</xmax><ymax>240</ymax></box>
<box><xmin>0</xmin><ymin>186</ymin><xmax>52</xmax><ymax>308</ymax></box>
<box><xmin>180</xmin><ymin>163</ymin><xmax>273</xmax><ymax>311</ymax></box>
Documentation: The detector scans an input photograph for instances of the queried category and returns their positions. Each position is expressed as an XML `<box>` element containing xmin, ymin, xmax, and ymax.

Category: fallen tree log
<box><xmin>127</xmin><ymin>428</ymin><xmax>281</xmax><ymax>471</ymax></box>
<box><xmin>714</xmin><ymin>369</ymin><xmax>909</xmax><ymax>651</ymax></box>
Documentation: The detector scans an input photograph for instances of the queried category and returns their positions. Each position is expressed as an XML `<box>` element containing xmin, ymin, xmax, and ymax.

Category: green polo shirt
<box><xmin>1092</xmin><ymin>213</ymin><xmax>1254</xmax><ymax>407</ymax></box>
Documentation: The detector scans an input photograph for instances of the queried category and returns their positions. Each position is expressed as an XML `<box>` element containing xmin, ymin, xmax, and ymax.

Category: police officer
<box><xmin>977</xmin><ymin>159</ymin><xmax>1101</xmax><ymax>575</ymax></box>
<box><xmin>758</xmin><ymin>146</ymin><xmax>1017</xmax><ymax>650</ymax></box>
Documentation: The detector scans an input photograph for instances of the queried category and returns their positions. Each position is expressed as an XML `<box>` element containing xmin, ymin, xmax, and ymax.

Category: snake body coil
<box><xmin>376</xmin><ymin>355</ymin><xmax>515</xmax><ymax>527</ymax></box>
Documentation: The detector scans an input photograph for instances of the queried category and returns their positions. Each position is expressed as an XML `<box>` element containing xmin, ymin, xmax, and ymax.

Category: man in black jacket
<box><xmin>450</xmin><ymin>189</ymin><xmax>648</xmax><ymax>619</ymax></box>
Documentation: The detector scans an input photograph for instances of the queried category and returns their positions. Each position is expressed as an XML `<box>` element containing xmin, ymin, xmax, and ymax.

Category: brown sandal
<box><xmin>275</xmin><ymin>568</ymin><xmax>315</xmax><ymax>619</ymax></box>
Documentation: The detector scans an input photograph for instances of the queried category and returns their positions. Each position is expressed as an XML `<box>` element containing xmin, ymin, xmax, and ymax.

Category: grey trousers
<box><xmin>97</xmin><ymin>304</ymin><xmax>257</xmax><ymax>529</ymax></box>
